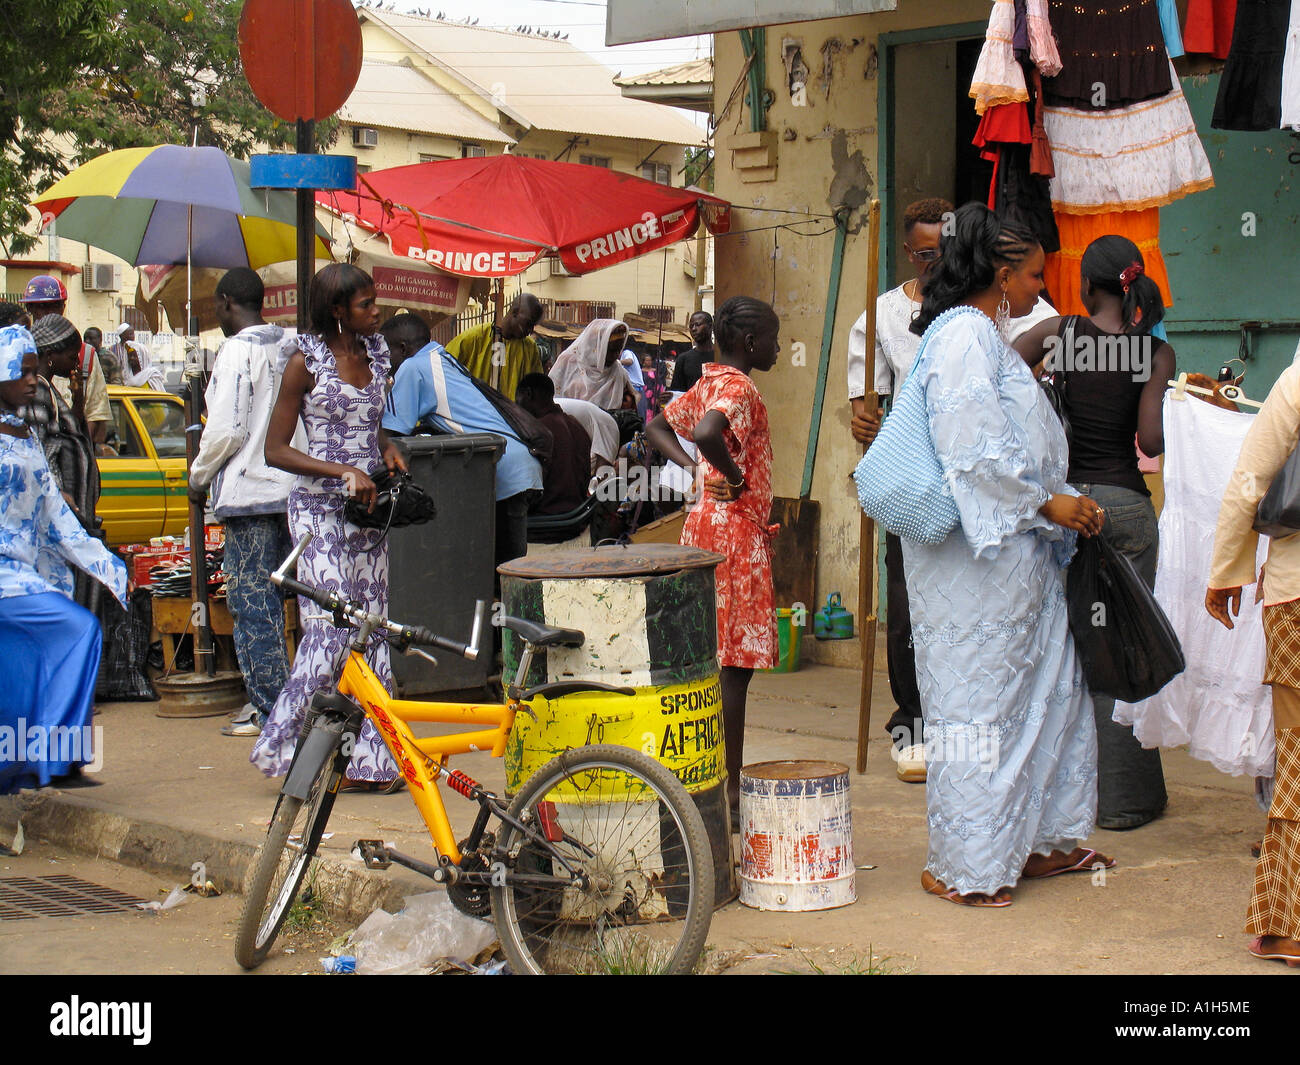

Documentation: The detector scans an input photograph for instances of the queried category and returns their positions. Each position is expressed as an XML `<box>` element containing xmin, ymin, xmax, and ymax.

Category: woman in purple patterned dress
<box><xmin>252</xmin><ymin>264</ymin><xmax>407</xmax><ymax>790</ymax></box>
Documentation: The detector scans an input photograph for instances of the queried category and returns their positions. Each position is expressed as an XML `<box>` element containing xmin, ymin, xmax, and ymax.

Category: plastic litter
<box><xmin>320</xmin><ymin>955</ymin><xmax>356</xmax><ymax>974</ymax></box>
<box><xmin>349</xmin><ymin>892</ymin><xmax>497</xmax><ymax>975</ymax></box>
<box><xmin>135</xmin><ymin>884</ymin><xmax>188</xmax><ymax>912</ymax></box>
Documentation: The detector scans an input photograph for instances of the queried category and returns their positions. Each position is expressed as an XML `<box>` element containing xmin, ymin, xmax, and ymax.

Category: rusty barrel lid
<box><xmin>742</xmin><ymin>760</ymin><xmax>850</xmax><ymax>781</ymax></box>
<box><xmin>498</xmin><ymin>543</ymin><xmax>725</xmax><ymax>579</ymax></box>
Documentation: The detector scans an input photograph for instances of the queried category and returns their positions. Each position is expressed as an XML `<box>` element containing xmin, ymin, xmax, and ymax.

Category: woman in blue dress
<box><xmin>0</xmin><ymin>326</ymin><xmax>127</xmax><ymax>793</ymax></box>
<box><xmin>903</xmin><ymin>204</ymin><xmax>1111</xmax><ymax>905</ymax></box>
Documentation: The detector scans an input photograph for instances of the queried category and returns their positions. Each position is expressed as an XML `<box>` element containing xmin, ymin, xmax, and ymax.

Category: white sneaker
<box><xmin>894</xmin><ymin>743</ymin><xmax>926</xmax><ymax>783</ymax></box>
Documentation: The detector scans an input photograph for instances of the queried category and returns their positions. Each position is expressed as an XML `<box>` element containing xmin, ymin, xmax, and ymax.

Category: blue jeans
<box><xmin>1070</xmin><ymin>481</ymin><xmax>1168</xmax><ymax>826</ymax></box>
<box><xmin>223</xmin><ymin>514</ymin><xmax>292</xmax><ymax>718</ymax></box>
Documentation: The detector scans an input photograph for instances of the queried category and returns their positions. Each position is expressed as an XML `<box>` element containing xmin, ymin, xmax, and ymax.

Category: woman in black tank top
<box><xmin>1015</xmin><ymin>235</ymin><xmax>1175</xmax><ymax>831</ymax></box>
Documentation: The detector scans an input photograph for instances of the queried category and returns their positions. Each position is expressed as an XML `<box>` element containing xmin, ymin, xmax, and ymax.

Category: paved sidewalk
<box><xmin>0</xmin><ymin>663</ymin><xmax>1280</xmax><ymax>974</ymax></box>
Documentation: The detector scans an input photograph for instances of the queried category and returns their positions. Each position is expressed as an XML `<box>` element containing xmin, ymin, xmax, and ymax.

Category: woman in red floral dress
<box><xmin>646</xmin><ymin>296</ymin><xmax>780</xmax><ymax>824</ymax></box>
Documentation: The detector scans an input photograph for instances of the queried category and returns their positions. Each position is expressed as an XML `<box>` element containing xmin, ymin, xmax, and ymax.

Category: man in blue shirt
<box><xmin>380</xmin><ymin>314</ymin><xmax>542</xmax><ymax>568</ymax></box>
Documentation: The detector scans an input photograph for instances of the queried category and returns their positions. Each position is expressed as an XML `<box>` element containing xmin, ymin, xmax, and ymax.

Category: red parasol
<box><xmin>318</xmin><ymin>154</ymin><xmax>729</xmax><ymax>279</ymax></box>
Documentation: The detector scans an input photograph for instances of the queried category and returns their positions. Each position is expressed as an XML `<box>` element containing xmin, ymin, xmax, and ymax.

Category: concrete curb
<box><xmin>0</xmin><ymin>790</ymin><xmax>426</xmax><ymax>925</ymax></box>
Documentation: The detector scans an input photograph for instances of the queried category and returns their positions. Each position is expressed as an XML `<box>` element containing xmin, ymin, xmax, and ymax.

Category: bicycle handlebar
<box><xmin>272</xmin><ymin>534</ymin><xmax>485</xmax><ymax>662</ymax></box>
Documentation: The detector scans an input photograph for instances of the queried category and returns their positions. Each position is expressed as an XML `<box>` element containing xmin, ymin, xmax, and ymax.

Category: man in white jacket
<box><xmin>188</xmin><ymin>269</ymin><xmax>298</xmax><ymax>736</ymax></box>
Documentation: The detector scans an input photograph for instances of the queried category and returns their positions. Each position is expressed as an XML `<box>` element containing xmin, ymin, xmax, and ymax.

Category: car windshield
<box><xmin>133</xmin><ymin>398</ymin><xmax>187</xmax><ymax>459</ymax></box>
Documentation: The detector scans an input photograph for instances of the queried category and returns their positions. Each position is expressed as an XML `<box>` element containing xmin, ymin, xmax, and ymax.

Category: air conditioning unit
<box><xmin>549</xmin><ymin>258</ymin><xmax>573</xmax><ymax>278</ymax></box>
<box><xmin>352</xmin><ymin>127</ymin><xmax>379</xmax><ymax>149</ymax></box>
<box><xmin>82</xmin><ymin>263</ymin><xmax>121</xmax><ymax>292</ymax></box>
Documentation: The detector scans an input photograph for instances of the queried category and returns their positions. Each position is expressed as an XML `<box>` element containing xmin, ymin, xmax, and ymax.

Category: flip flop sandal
<box><xmin>1248</xmin><ymin>936</ymin><xmax>1300</xmax><ymax>967</ymax></box>
<box><xmin>340</xmin><ymin>777</ymin><xmax>406</xmax><ymax>794</ymax></box>
<box><xmin>1023</xmin><ymin>847</ymin><xmax>1116</xmax><ymax>879</ymax></box>
<box><xmin>921</xmin><ymin>870</ymin><xmax>1012</xmax><ymax>907</ymax></box>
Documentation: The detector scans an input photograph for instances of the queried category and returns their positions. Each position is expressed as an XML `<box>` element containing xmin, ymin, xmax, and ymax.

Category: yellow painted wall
<box><xmin>713</xmin><ymin>3</ymin><xmax>989</xmax><ymax>666</ymax></box>
<box><xmin>341</xmin><ymin>128</ymin><xmax>473</xmax><ymax>174</ymax></box>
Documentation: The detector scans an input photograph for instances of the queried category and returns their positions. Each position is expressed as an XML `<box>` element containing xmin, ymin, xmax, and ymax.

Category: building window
<box><xmin>638</xmin><ymin>305</ymin><xmax>676</xmax><ymax>324</ymax></box>
<box><xmin>551</xmin><ymin>300</ymin><xmax>615</xmax><ymax>325</ymax></box>
<box><xmin>462</xmin><ymin>144</ymin><xmax>486</xmax><ymax>158</ymax></box>
<box><xmin>640</xmin><ymin>162</ymin><xmax>672</xmax><ymax>185</ymax></box>
<box><xmin>419</xmin><ymin>153</ymin><xmax>453</xmax><ymax>164</ymax></box>
<box><xmin>579</xmin><ymin>154</ymin><xmax>611</xmax><ymax>169</ymax></box>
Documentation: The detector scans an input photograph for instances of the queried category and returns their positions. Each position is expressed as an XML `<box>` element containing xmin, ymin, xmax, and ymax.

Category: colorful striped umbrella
<box><xmin>33</xmin><ymin>144</ymin><xmax>330</xmax><ymax>268</ymax></box>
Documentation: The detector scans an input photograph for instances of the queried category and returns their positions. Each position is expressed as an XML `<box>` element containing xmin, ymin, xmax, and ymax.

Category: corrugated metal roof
<box><xmin>339</xmin><ymin>61</ymin><xmax>515</xmax><ymax>144</ymax></box>
<box><xmin>361</xmin><ymin>10</ymin><xmax>705</xmax><ymax>146</ymax></box>
<box><xmin>614</xmin><ymin>57</ymin><xmax>713</xmax><ymax>88</ymax></box>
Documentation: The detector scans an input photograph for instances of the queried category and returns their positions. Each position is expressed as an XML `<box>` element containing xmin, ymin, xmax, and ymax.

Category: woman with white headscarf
<box><xmin>549</xmin><ymin>319</ymin><xmax>636</xmax><ymax>411</ymax></box>
<box><xmin>115</xmin><ymin>325</ymin><xmax>167</xmax><ymax>391</ymax></box>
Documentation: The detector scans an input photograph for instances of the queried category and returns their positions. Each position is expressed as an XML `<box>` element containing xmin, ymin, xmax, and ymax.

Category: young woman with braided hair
<box><xmin>900</xmin><ymin>202</ymin><xmax>1111</xmax><ymax>906</ymax></box>
<box><xmin>1016</xmin><ymin>236</ymin><xmax>1176</xmax><ymax>832</ymax></box>
<box><xmin>645</xmin><ymin>296</ymin><xmax>780</xmax><ymax>828</ymax></box>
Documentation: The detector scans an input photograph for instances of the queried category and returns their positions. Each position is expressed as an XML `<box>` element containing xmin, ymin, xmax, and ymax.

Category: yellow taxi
<box><xmin>97</xmin><ymin>385</ymin><xmax>189</xmax><ymax>545</ymax></box>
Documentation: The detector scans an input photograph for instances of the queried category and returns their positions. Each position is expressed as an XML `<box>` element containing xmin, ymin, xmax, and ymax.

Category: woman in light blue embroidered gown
<box><xmin>0</xmin><ymin>326</ymin><xmax>127</xmax><ymax>793</ymax></box>
<box><xmin>902</xmin><ymin>204</ymin><xmax>1111</xmax><ymax>906</ymax></box>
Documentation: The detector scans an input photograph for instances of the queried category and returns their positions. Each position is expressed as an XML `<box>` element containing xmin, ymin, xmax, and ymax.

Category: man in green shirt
<box><xmin>447</xmin><ymin>293</ymin><xmax>544</xmax><ymax>401</ymax></box>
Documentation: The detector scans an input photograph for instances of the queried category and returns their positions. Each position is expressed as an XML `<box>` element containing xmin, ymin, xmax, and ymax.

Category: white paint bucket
<box><xmin>739</xmin><ymin>760</ymin><xmax>855</xmax><ymax>911</ymax></box>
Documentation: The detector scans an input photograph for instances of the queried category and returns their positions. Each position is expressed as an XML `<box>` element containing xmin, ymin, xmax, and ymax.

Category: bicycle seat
<box><xmin>501</xmin><ymin>616</ymin><xmax>585</xmax><ymax>648</ymax></box>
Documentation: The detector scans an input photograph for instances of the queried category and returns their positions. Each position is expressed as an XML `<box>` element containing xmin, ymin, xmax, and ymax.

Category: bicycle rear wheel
<box><xmin>234</xmin><ymin>719</ymin><xmax>345</xmax><ymax>970</ymax></box>
<box><xmin>490</xmin><ymin>745</ymin><xmax>713</xmax><ymax>975</ymax></box>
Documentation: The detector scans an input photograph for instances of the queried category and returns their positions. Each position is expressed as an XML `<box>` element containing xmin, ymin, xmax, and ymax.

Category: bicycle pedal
<box><xmin>355</xmin><ymin>839</ymin><xmax>392</xmax><ymax>870</ymax></box>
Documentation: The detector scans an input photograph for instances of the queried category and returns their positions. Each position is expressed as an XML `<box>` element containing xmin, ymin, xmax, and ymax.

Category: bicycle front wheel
<box><xmin>490</xmin><ymin>745</ymin><xmax>713</xmax><ymax>975</ymax></box>
<box><xmin>234</xmin><ymin>721</ymin><xmax>344</xmax><ymax>970</ymax></box>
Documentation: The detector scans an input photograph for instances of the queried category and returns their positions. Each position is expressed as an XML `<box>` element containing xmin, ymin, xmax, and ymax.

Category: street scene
<box><xmin>0</xmin><ymin>0</ymin><xmax>1298</xmax><ymax>1019</ymax></box>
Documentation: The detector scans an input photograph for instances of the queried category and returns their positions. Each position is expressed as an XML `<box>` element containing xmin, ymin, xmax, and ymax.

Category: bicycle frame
<box><xmin>337</xmin><ymin>650</ymin><xmax>519</xmax><ymax>867</ymax></box>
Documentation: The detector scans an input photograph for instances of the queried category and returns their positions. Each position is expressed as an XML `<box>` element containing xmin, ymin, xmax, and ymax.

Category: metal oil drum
<box><xmin>739</xmin><ymin>760</ymin><xmax>856</xmax><ymax>911</ymax></box>
<box><xmin>498</xmin><ymin>544</ymin><xmax>736</xmax><ymax>905</ymax></box>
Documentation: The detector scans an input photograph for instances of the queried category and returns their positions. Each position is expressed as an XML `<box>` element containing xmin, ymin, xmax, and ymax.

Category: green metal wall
<box><xmin>1162</xmin><ymin>74</ymin><xmax>1300</xmax><ymax>395</ymax></box>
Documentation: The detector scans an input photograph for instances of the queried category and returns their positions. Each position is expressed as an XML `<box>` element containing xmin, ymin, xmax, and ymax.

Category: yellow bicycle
<box><xmin>235</xmin><ymin>534</ymin><xmax>714</xmax><ymax>975</ymax></box>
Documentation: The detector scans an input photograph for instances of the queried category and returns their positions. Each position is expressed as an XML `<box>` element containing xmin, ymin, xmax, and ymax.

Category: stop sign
<box><xmin>239</xmin><ymin>0</ymin><xmax>363</xmax><ymax>123</ymax></box>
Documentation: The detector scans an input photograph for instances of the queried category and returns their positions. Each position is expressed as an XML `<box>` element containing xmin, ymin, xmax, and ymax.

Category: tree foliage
<box><xmin>0</xmin><ymin>0</ymin><xmax>336</xmax><ymax>255</ymax></box>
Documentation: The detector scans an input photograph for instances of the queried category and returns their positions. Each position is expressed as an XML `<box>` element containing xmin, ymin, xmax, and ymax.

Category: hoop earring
<box><xmin>337</xmin><ymin>319</ymin><xmax>343</xmax><ymax>336</ymax></box>
<box><xmin>995</xmin><ymin>286</ymin><xmax>1011</xmax><ymax>340</ymax></box>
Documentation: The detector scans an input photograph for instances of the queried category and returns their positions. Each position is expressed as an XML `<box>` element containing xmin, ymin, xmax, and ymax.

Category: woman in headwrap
<box><xmin>116</xmin><ymin>325</ymin><xmax>167</xmax><ymax>391</ymax></box>
<box><xmin>0</xmin><ymin>326</ymin><xmax>127</xmax><ymax>792</ymax></box>
<box><xmin>549</xmin><ymin>319</ymin><xmax>637</xmax><ymax>411</ymax></box>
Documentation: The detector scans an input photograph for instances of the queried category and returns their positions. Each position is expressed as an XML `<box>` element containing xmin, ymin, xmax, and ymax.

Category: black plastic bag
<box><xmin>343</xmin><ymin>468</ymin><xmax>437</xmax><ymax>532</ymax></box>
<box><xmin>1254</xmin><ymin>445</ymin><xmax>1300</xmax><ymax>537</ymax></box>
<box><xmin>1066</xmin><ymin>533</ymin><xmax>1185</xmax><ymax>702</ymax></box>
<box><xmin>95</xmin><ymin>588</ymin><xmax>158</xmax><ymax>702</ymax></box>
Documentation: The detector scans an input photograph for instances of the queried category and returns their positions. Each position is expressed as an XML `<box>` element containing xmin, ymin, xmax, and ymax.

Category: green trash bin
<box><xmin>762</xmin><ymin>608</ymin><xmax>804</xmax><ymax>673</ymax></box>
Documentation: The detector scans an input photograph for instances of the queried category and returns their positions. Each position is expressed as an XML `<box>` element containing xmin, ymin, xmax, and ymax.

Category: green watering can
<box><xmin>813</xmin><ymin>592</ymin><xmax>854</xmax><ymax>639</ymax></box>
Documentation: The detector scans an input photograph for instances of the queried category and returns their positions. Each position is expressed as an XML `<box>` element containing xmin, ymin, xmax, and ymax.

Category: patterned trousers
<box><xmin>251</xmin><ymin>490</ymin><xmax>397</xmax><ymax>782</ymax></box>
<box><xmin>222</xmin><ymin>514</ymin><xmax>292</xmax><ymax>718</ymax></box>
<box><xmin>1246</xmin><ymin>678</ymin><xmax>1300</xmax><ymax>941</ymax></box>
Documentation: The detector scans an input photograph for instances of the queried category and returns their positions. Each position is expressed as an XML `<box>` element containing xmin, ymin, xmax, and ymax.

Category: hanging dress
<box><xmin>251</xmin><ymin>333</ymin><xmax>399</xmax><ymax>782</ymax></box>
<box><xmin>1114</xmin><ymin>393</ymin><xmax>1274</xmax><ymax>778</ymax></box>
<box><xmin>1043</xmin><ymin>0</ymin><xmax>1172</xmax><ymax>110</ymax></box>
<box><xmin>1211</xmin><ymin>0</ymin><xmax>1291</xmax><ymax>131</ymax></box>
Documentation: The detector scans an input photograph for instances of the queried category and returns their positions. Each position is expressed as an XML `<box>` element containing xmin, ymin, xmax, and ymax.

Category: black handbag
<box><xmin>343</xmin><ymin>467</ymin><xmax>436</xmax><ymax>532</ymax></box>
<box><xmin>1066</xmin><ymin>532</ymin><xmax>1185</xmax><ymax>702</ymax></box>
<box><xmin>1253</xmin><ymin>446</ymin><xmax>1300</xmax><ymax>538</ymax></box>
<box><xmin>1039</xmin><ymin>315</ymin><xmax>1075</xmax><ymax>447</ymax></box>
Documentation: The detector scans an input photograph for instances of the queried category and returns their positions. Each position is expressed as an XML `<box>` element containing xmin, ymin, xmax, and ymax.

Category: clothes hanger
<box><xmin>1168</xmin><ymin>371</ymin><xmax>1264</xmax><ymax>409</ymax></box>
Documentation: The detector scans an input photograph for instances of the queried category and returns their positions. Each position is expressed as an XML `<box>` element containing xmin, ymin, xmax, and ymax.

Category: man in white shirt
<box><xmin>848</xmin><ymin>198</ymin><xmax>949</xmax><ymax>782</ymax></box>
<box><xmin>849</xmin><ymin>199</ymin><xmax>1058</xmax><ymax>782</ymax></box>
<box><xmin>188</xmin><ymin>269</ymin><xmax>298</xmax><ymax>736</ymax></box>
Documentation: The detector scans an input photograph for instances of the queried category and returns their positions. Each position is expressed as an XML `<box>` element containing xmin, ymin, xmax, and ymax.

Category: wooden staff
<box><xmin>856</xmin><ymin>199</ymin><xmax>882</xmax><ymax>774</ymax></box>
